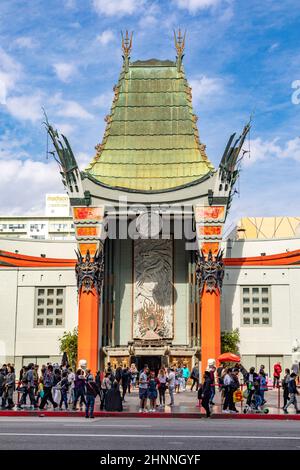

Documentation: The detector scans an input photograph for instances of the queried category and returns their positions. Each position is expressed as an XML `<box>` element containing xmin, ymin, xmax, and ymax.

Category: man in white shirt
<box><xmin>167</xmin><ymin>367</ymin><xmax>176</xmax><ymax>406</ymax></box>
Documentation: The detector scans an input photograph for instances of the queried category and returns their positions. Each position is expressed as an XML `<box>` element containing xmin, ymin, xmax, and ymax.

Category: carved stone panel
<box><xmin>133</xmin><ymin>239</ymin><xmax>173</xmax><ymax>340</ymax></box>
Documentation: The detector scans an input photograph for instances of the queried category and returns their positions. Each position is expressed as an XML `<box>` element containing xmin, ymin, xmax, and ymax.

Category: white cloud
<box><xmin>0</xmin><ymin>158</ymin><xmax>62</xmax><ymax>215</ymax></box>
<box><xmin>53</xmin><ymin>122</ymin><xmax>76</xmax><ymax>136</ymax></box>
<box><xmin>92</xmin><ymin>92</ymin><xmax>113</xmax><ymax>109</ymax></box>
<box><xmin>0</xmin><ymin>132</ymin><xmax>29</xmax><ymax>160</ymax></box>
<box><xmin>92</xmin><ymin>0</ymin><xmax>140</xmax><ymax>17</ymax></box>
<box><xmin>189</xmin><ymin>75</ymin><xmax>225</xmax><ymax>103</ymax></box>
<box><xmin>96</xmin><ymin>30</ymin><xmax>115</xmax><ymax>46</ymax></box>
<box><xmin>0</xmin><ymin>48</ymin><xmax>22</xmax><ymax>104</ymax></box>
<box><xmin>53</xmin><ymin>62</ymin><xmax>77</xmax><ymax>83</ymax></box>
<box><xmin>77</xmin><ymin>152</ymin><xmax>90</xmax><ymax>169</ymax></box>
<box><xmin>13</xmin><ymin>36</ymin><xmax>37</xmax><ymax>49</ymax></box>
<box><xmin>5</xmin><ymin>93</ymin><xmax>43</xmax><ymax>122</ymax></box>
<box><xmin>243</xmin><ymin>136</ymin><xmax>300</xmax><ymax>167</ymax></box>
<box><xmin>175</xmin><ymin>0</ymin><xmax>222</xmax><ymax>13</ymax></box>
<box><xmin>50</xmin><ymin>93</ymin><xmax>93</xmax><ymax>120</ymax></box>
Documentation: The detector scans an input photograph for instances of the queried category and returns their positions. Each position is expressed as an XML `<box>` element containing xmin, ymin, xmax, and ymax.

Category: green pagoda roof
<box><xmin>86</xmin><ymin>55</ymin><xmax>215</xmax><ymax>192</ymax></box>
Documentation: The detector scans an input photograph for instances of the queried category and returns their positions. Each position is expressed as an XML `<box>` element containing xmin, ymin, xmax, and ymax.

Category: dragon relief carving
<box><xmin>196</xmin><ymin>249</ymin><xmax>224</xmax><ymax>294</ymax></box>
<box><xmin>75</xmin><ymin>248</ymin><xmax>104</xmax><ymax>295</ymax></box>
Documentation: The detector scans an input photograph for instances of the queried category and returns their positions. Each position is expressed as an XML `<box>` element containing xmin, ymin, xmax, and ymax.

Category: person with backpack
<box><xmin>72</xmin><ymin>369</ymin><xmax>86</xmax><ymax>411</ymax></box>
<box><xmin>190</xmin><ymin>364</ymin><xmax>199</xmax><ymax>391</ymax></box>
<box><xmin>18</xmin><ymin>364</ymin><xmax>37</xmax><ymax>409</ymax></box>
<box><xmin>283</xmin><ymin>373</ymin><xmax>300</xmax><ymax>414</ymax></box>
<box><xmin>85</xmin><ymin>370</ymin><xmax>98</xmax><ymax>418</ymax></box>
<box><xmin>39</xmin><ymin>365</ymin><xmax>58</xmax><ymax>410</ymax></box>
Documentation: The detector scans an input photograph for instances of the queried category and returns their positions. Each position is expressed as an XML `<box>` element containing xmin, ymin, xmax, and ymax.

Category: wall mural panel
<box><xmin>133</xmin><ymin>239</ymin><xmax>173</xmax><ymax>340</ymax></box>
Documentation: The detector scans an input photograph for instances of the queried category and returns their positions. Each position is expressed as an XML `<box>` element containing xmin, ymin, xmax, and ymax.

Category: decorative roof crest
<box><xmin>121</xmin><ymin>30</ymin><xmax>133</xmax><ymax>71</ymax></box>
<box><xmin>174</xmin><ymin>28</ymin><xmax>186</xmax><ymax>71</ymax></box>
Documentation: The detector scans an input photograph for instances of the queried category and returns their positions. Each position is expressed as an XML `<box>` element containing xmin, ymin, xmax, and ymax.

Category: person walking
<box><xmin>39</xmin><ymin>365</ymin><xmax>58</xmax><ymax>410</ymax></box>
<box><xmin>3</xmin><ymin>366</ymin><xmax>16</xmax><ymax>410</ymax></box>
<box><xmin>157</xmin><ymin>368</ymin><xmax>167</xmax><ymax>407</ymax></box>
<box><xmin>58</xmin><ymin>371</ymin><xmax>69</xmax><ymax>410</ymax></box>
<box><xmin>245</xmin><ymin>367</ymin><xmax>259</xmax><ymax>406</ymax></box>
<box><xmin>85</xmin><ymin>370</ymin><xmax>98</xmax><ymax>418</ymax></box>
<box><xmin>147</xmin><ymin>370</ymin><xmax>159</xmax><ymax>412</ymax></box>
<box><xmin>67</xmin><ymin>367</ymin><xmax>75</xmax><ymax>405</ymax></box>
<box><xmin>138</xmin><ymin>365</ymin><xmax>149</xmax><ymax>412</ymax></box>
<box><xmin>100</xmin><ymin>372</ymin><xmax>112</xmax><ymax>410</ymax></box>
<box><xmin>273</xmin><ymin>362</ymin><xmax>282</xmax><ymax>388</ymax></box>
<box><xmin>201</xmin><ymin>371</ymin><xmax>212</xmax><ymax>418</ymax></box>
<box><xmin>222</xmin><ymin>368</ymin><xmax>235</xmax><ymax>413</ymax></box>
<box><xmin>282</xmin><ymin>368</ymin><xmax>291</xmax><ymax>408</ymax></box>
<box><xmin>130</xmin><ymin>363</ymin><xmax>138</xmax><ymax>389</ymax></box>
<box><xmin>52</xmin><ymin>367</ymin><xmax>62</xmax><ymax>404</ymax></box>
<box><xmin>18</xmin><ymin>364</ymin><xmax>37</xmax><ymax>409</ymax></box>
<box><xmin>0</xmin><ymin>367</ymin><xmax>6</xmax><ymax>408</ymax></box>
<box><xmin>190</xmin><ymin>364</ymin><xmax>199</xmax><ymax>391</ymax></box>
<box><xmin>72</xmin><ymin>369</ymin><xmax>86</xmax><ymax>411</ymax></box>
<box><xmin>283</xmin><ymin>373</ymin><xmax>300</xmax><ymax>414</ymax></box>
<box><xmin>121</xmin><ymin>367</ymin><xmax>130</xmax><ymax>402</ymax></box>
<box><xmin>182</xmin><ymin>364</ymin><xmax>190</xmax><ymax>390</ymax></box>
<box><xmin>167</xmin><ymin>367</ymin><xmax>176</xmax><ymax>407</ymax></box>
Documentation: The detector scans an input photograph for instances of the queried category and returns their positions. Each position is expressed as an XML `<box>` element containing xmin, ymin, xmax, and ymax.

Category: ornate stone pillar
<box><xmin>75</xmin><ymin>247</ymin><xmax>104</xmax><ymax>374</ymax></box>
<box><xmin>196</xmin><ymin>250</ymin><xmax>224</xmax><ymax>374</ymax></box>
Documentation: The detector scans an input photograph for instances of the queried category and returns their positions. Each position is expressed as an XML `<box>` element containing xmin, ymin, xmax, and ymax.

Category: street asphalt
<box><xmin>0</xmin><ymin>417</ymin><xmax>299</xmax><ymax>450</ymax></box>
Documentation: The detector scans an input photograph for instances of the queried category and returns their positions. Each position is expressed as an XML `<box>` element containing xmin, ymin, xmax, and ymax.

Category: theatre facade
<box><xmin>0</xmin><ymin>34</ymin><xmax>299</xmax><ymax>376</ymax></box>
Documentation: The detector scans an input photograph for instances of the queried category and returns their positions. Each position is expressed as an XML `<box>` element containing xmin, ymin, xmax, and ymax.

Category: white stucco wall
<box><xmin>0</xmin><ymin>270</ymin><xmax>18</xmax><ymax>363</ymax></box>
<box><xmin>0</xmin><ymin>267</ymin><xmax>77</xmax><ymax>363</ymax></box>
<box><xmin>222</xmin><ymin>265</ymin><xmax>300</xmax><ymax>357</ymax></box>
<box><xmin>0</xmin><ymin>237</ymin><xmax>76</xmax><ymax>258</ymax></box>
<box><xmin>223</xmin><ymin>237</ymin><xmax>300</xmax><ymax>258</ymax></box>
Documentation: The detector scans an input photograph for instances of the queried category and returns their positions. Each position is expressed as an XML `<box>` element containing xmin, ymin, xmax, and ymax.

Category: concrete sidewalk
<box><xmin>1</xmin><ymin>386</ymin><xmax>299</xmax><ymax>419</ymax></box>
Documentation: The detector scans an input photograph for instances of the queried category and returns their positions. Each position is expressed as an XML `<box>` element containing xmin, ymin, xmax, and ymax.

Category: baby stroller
<box><xmin>243</xmin><ymin>388</ymin><xmax>269</xmax><ymax>414</ymax></box>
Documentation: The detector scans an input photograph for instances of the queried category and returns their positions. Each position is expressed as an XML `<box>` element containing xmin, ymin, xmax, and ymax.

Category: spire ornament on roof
<box><xmin>174</xmin><ymin>28</ymin><xmax>186</xmax><ymax>71</ymax></box>
<box><xmin>121</xmin><ymin>30</ymin><xmax>133</xmax><ymax>72</ymax></box>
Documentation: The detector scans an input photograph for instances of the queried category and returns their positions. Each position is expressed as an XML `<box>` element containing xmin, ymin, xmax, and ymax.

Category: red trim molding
<box><xmin>0</xmin><ymin>248</ymin><xmax>300</xmax><ymax>268</ymax></box>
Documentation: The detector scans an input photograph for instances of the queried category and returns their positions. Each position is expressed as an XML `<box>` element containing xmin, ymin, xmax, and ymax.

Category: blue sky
<box><xmin>0</xmin><ymin>0</ymin><xmax>300</xmax><ymax>229</ymax></box>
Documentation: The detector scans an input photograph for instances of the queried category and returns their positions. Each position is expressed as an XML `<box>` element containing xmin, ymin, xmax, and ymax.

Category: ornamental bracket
<box><xmin>195</xmin><ymin>249</ymin><xmax>224</xmax><ymax>294</ymax></box>
<box><xmin>75</xmin><ymin>247</ymin><xmax>104</xmax><ymax>295</ymax></box>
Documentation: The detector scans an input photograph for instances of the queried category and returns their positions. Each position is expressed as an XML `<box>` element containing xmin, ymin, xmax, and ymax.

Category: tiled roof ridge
<box><xmin>86</xmin><ymin>59</ymin><xmax>214</xmax><ymax>190</ymax></box>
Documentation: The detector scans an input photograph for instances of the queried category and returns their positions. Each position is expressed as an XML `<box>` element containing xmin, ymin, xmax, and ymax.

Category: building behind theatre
<box><xmin>0</xmin><ymin>200</ymin><xmax>299</xmax><ymax>377</ymax></box>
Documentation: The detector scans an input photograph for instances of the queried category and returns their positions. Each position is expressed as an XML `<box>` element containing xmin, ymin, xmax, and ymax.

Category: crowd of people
<box><xmin>197</xmin><ymin>361</ymin><xmax>300</xmax><ymax>418</ymax></box>
<box><xmin>0</xmin><ymin>360</ymin><xmax>299</xmax><ymax>418</ymax></box>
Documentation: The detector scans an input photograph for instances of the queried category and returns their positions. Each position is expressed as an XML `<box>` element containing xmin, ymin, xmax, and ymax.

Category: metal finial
<box><xmin>174</xmin><ymin>28</ymin><xmax>186</xmax><ymax>56</ymax></box>
<box><xmin>121</xmin><ymin>30</ymin><xmax>133</xmax><ymax>57</ymax></box>
<box><xmin>174</xmin><ymin>28</ymin><xmax>186</xmax><ymax>71</ymax></box>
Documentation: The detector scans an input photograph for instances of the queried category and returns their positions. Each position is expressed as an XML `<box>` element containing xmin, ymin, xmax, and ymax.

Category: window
<box><xmin>241</xmin><ymin>286</ymin><xmax>271</xmax><ymax>327</ymax></box>
<box><xmin>35</xmin><ymin>287</ymin><xmax>65</xmax><ymax>328</ymax></box>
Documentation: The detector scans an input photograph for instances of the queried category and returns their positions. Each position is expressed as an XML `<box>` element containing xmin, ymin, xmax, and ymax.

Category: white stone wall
<box><xmin>223</xmin><ymin>236</ymin><xmax>300</xmax><ymax>258</ymax></box>
<box><xmin>0</xmin><ymin>267</ymin><xmax>77</xmax><ymax>365</ymax></box>
<box><xmin>222</xmin><ymin>265</ymin><xmax>300</xmax><ymax>358</ymax></box>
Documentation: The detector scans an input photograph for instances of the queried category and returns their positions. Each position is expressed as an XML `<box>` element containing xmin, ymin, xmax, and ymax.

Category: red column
<box><xmin>78</xmin><ymin>287</ymin><xmax>99</xmax><ymax>374</ymax></box>
<box><xmin>201</xmin><ymin>288</ymin><xmax>221</xmax><ymax>375</ymax></box>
